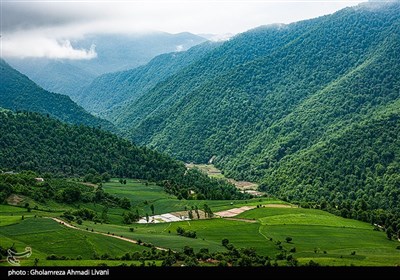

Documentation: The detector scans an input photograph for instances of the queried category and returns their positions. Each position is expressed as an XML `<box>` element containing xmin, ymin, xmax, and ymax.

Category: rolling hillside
<box><xmin>0</xmin><ymin>60</ymin><xmax>116</xmax><ymax>132</ymax></box>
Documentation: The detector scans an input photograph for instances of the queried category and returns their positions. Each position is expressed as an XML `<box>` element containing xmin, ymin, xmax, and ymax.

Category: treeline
<box><xmin>0</xmin><ymin>111</ymin><xmax>247</xmax><ymax>200</ymax></box>
<box><xmin>162</xmin><ymin>168</ymin><xmax>251</xmax><ymax>200</ymax></box>
<box><xmin>38</xmin><ymin>240</ymin><xmax>318</xmax><ymax>267</ymax></box>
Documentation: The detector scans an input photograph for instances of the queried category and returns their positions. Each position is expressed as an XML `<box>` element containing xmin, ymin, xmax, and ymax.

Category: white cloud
<box><xmin>2</xmin><ymin>34</ymin><xmax>97</xmax><ymax>60</ymax></box>
<box><xmin>175</xmin><ymin>45</ymin><xmax>184</xmax><ymax>52</ymax></box>
<box><xmin>1</xmin><ymin>0</ymin><xmax>367</xmax><ymax>60</ymax></box>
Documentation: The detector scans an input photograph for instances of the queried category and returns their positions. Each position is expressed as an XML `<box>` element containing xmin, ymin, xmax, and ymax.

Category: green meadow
<box><xmin>1</xmin><ymin>179</ymin><xmax>399</xmax><ymax>267</ymax></box>
<box><xmin>0</xmin><ymin>216</ymin><xmax>149</xmax><ymax>266</ymax></box>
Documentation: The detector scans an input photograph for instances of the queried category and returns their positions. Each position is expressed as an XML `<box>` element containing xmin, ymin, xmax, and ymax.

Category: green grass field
<box><xmin>1</xmin><ymin>179</ymin><xmax>399</xmax><ymax>267</ymax></box>
<box><xmin>0</xmin><ymin>217</ymin><xmax>150</xmax><ymax>266</ymax></box>
<box><xmin>237</xmin><ymin>207</ymin><xmax>400</xmax><ymax>266</ymax></box>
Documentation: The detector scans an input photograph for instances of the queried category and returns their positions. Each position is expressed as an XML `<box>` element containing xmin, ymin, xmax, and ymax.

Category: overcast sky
<box><xmin>1</xmin><ymin>0</ymin><xmax>368</xmax><ymax>60</ymax></box>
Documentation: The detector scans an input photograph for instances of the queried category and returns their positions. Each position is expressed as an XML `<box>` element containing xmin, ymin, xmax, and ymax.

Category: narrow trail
<box><xmin>258</xmin><ymin>224</ymin><xmax>270</xmax><ymax>241</ymax></box>
<box><xmin>48</xmin><ymin>217</ymin><xmax>173</xmax><ymax>252</ymax></box>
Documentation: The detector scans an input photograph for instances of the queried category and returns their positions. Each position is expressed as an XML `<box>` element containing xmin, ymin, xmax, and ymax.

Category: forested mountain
<box><xmin>101</xmin><ymin>3</ymin><xmax>399</xmax><ymax>213</ymax></box>
<box><xmin>0</xmin><ymin>111</ymin><xmax>248</xmax><ymax>200</ymax></box>
<box><xmin>0</xmin><ymin>60</ymin><xmax>115</xmax><ymax>131</ymax></box>
<box><xmin>6</xmin><ymin>32</ymin><xmax>207</xmax><ymax>100</ymax></box>
<box><xmin>79</xmin><ymin>41</ymin><xmax>219</xmax><ymax>119</ymax></box>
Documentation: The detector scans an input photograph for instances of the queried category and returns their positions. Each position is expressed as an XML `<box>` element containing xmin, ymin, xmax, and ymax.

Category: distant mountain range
<box><xmin>6</xmin><ymin>32</ymin><xmax>207</xmax><ymax>100</ymax></box>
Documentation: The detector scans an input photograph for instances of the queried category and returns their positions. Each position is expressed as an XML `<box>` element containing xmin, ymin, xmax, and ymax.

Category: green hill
<box><xmin>0</xmin><ymin>59</ymin><xmax>116</xmax><ymax>132</ymax></box>
<box><xmin>0</xmin><ymin>111</ymin><xmax>247</xmax><ymax>200</ymax></box>
<box><xmin>98</xmin><ymin>3</ymin><xmax>400</xmax><ymax>218</ymax></box>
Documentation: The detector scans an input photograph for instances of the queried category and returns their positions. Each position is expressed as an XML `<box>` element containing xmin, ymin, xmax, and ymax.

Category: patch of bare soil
<box><xmin>215</xmin><ymin>206</ymin><xmax>256</xmax><ymax>218</ymax></box>
<box><xmin>227</xmin><ymin>179</ymin><xmax>258</xmax><ymax>190</ymax></box>
<box><xmin>6</xmin><ymin>194</ymin><xmax>24</xmax><ymax>206</ymax></box>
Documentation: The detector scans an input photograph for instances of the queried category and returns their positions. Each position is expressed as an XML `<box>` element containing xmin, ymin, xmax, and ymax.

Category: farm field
<box><xmin>102</xmin><ymin>178</ymin><xmax>280</xmax><ymax>216</ymax></box>
<box><xmin>1</xmin><ymin>180</ymin><xmax>399</xmax><ymax>267</ymax></box>
<box><xmin>70</xmin><ymin>206</ymin><xmax>400</xmax><ymax>266</ymax></box>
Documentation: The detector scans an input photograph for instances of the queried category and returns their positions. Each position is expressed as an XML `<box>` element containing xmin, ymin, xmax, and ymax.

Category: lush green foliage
<box><xmin>0</xmin><ymin>111</ymin><xmax>247</xmax><ymax>200</ymax></box>
<box><xmin>79</xmin><ymin>42</ymin><xmax>219</xmax><ymax>118</ymax></box>
<box><xmin>261</xmin><ymin>108</ymin><xmax>400</xmax><ymax>233</ymax></box>
<box><xmin>0</xmin><ymin>59</ymin><xmax>115</xmax><ymax>132</ymax></box>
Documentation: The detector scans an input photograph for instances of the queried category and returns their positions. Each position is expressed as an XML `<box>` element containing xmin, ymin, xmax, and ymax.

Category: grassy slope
<box><xmin>0</xmin><ymin>215</ymin><xmax>149</xmax><ymax>266</ymax></box>
<box><xmin>237</xmin><ymin>207</ymin><xmax>400</xmax><ymax>266</ymax></box>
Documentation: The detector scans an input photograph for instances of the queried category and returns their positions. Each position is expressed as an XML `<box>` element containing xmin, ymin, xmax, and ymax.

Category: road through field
<box><xmin>49</xmin><ymin>217</ymin><xmax>172</xmax><ymax>251</ymax></box>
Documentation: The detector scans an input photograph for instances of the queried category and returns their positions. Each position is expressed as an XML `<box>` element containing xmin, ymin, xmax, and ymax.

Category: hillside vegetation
<box><xmin>0</xmin><ymin>60</ymin><xmax>115</xmax><ymax>132</ymax></box>
<box><xmin>83</xmin><ymin>3</ymin><xmax>400</xmax><ymax>224</ymax></box>
<box><xmin>79</xmin><ymin>42</ymin><xmax>219</xmax><ymax>118</ymax></box>
<box><xmin>0</xmin><ymin>111</ymin><xmax>248</xmax><ymax>200</ymax></box>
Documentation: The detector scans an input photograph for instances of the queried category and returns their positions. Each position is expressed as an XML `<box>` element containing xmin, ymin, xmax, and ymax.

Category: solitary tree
<box><xmin>285</xmin><ymin>237</ymin><xmax>293</xmax><ymax>243</ymax></box>
<box><xmin>222</xmin><ymin>238</ymin><xmax>230</xmax><ymax>247</ymax></box>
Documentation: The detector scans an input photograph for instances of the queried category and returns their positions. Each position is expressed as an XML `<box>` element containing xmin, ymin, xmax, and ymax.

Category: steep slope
<box><xmin>103</xmin><ymin>2</ymin><xmax>400</xmax><ymax>218</ymax></box>
<box><xmin>7</xmin><ymin>32</ymin><xmax>207</xmax><ymax>100</ymax></box>
<box><xmin>261</xmin><ymin>101</ymin><xmax>400</xmax><ymax>214</ymax></box>
<box><xmin>0</xmin><ymin>111</ymin><xmax>248</xmax><ymax>200</ymax></box>
<box><xmin>116</xmin><ymin>2</ymin><xmax>399</xmax><ymax>176</ymax></box>
<box><xmin>0</xmin><ymin>59</ymin><xmax>115</xmax><ymax>132</ymax></box>
<box><xmin>79</xmin><ymin>41</ymin><xmax>219</xmax><ymax>118</ymax></box>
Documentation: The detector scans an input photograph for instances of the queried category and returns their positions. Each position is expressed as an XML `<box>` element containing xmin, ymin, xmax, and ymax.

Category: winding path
<box><xmin>49</xmin><ymin>217</ymin><xmax>172</xmax><ymax>252</ymax></box>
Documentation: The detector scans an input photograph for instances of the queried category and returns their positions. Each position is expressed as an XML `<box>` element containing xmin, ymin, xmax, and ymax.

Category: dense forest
<box><xmin>261</xmin><ymin>104</ymin><xmax>400</xmax><ymax>235</ymax></box>
<box><xmin>79</xmin><ymin>41</ymin><xmax>219</xmax><ymax>119</ymax></box>
<box><xmin>0</xmin><ymin>59</ymin><xmax>116</xmax><ymax>132</ymax></box>
<box><xmin>0</xmin><ymin>111</ymin><xmax>248</xmax><ymax>200</ymax></box>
